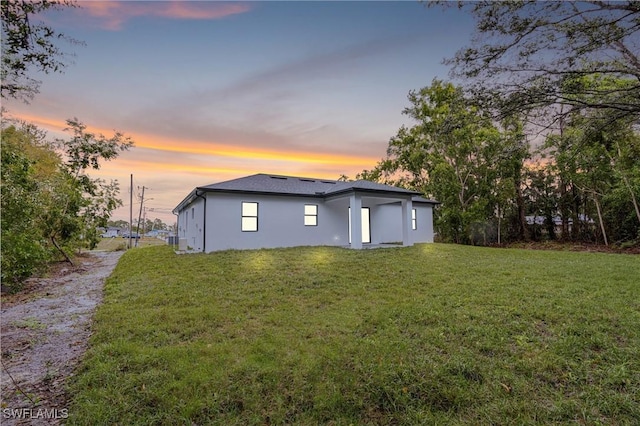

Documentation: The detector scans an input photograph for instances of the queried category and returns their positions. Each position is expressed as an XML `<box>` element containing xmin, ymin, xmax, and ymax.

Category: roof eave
<box><xmin>325</xmin><ymin>187</ymin><xmax>421</xmax><ymax>199</ymax></box>
<box><xmin>175</xmin><ymin>184</ymin><xmax>426</xmax><ymax>212</ymax></box>
<box><xmin>172</xmin><ymin>188</ymin><xmax>199</xmax><ymax>214</ymax></box>
<box><xmin>193</xmin><ymin>187</ymin><xmax>327</xmax><ymax>199</ymax></box>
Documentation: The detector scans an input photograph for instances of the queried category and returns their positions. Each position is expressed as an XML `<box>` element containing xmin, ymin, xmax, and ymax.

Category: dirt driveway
<box><xmin>1</xmin><ymin>251</ymin><xmax>123</xmax><ymax>425</ymax></box>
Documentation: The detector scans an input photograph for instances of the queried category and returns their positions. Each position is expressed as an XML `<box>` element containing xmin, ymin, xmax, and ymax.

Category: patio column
<box><xmin>349</xmin><ymin>193</ymin><xmax>362</xmax><ymax>249</ymax></box>
<box><xmin>401</xmin><ymin>198</ymin><xmax>414</xmax><ymax>247</ymax></box>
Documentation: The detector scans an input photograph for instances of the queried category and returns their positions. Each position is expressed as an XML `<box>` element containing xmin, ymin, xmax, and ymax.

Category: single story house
<box><xmin>145</xmin><ymin>229</ymin><xmax>172</xmax><ymax>239</ymax></box>
<box><xmin>172</xmin><ymin>173</ymin><xmax>438</xmax><ymax>253</ymax></box>
<box><xmin>99</xmin><ymin>226</ymin><xmax>124</xmax><ymax>238</ymax></box>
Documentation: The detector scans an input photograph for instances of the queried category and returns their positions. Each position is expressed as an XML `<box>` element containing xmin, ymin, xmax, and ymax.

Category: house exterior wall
<box><xmin>204</xmin><ymin>193</ymin><xmax>349</xmax><ymax>252</ymax></box>
<box><xmin>413</xmin><ymin>203</ymin><xmax>434</xmax><ymax>243</ymax></box>
<box><xmin>374</xmin><ymin>203</ymin><xmax>434</xmax><ymax>244</ymax></box>
<box><xmin>177</xmin><ymin>196</ymin><xmax>205</xmax><ymax>251</ymax></box>
<box><xmin>373</xmin><ymin>204</ymin><xmax>400</xmax><ymax>244</ymax></box>
<box><xmin>176</xmin><ymin>192</ymin><xmax>435</xmax><ymax>252</ymax></box>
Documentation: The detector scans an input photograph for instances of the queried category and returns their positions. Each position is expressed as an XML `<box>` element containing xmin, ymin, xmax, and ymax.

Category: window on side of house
<box><xmin>241</xmin><ymin>202</ymin><xmax>259</xmax><ymax>232</ymax></box>
<box><xmin>412</xmin><ymin>208</ymin><xmax>417</xmax><ymax>230</ymax></box>
<box><xmin>304</xmin><ymin>204</ymin><xmax>318</xmax><ymax>226</ymax></box>
<box><xmin>191</xmin><ymin>207</ymin><xmax>194</xmax><ymax>219</ymax></box>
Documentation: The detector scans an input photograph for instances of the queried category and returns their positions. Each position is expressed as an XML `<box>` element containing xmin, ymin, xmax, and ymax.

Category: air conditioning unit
<box><xmin>178</xmin><ymin>238</ymin><xmax>188</xmax><ymax>251</ymax></box>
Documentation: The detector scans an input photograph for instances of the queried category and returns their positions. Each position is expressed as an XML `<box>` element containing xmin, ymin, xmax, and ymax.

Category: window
<box><xmin>304</xmin><ymin>204</ymin><xmax>318</xmax><ymax>226</ymax></box>
<box><xmin>412</xmin><ymin>208</ymin><xmax>417</xmax><ymax>230</ymax></box>
<box><xmin>241</xmin><ymin>202</ymin><xmax>258</xmax><ymax>232</ymax></box>
<box><xmin>191</xmin><ymin>207</ymin><xmax>194</xmax><ymax>219</ymax></box>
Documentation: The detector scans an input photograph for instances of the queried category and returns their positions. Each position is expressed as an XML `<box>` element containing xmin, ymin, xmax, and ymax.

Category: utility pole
<box><xmin>135</xmin><ymin>186</ymin><xmax>145</xmax><ymax>248</ymax></box>
<box><xmin>129</xmin><ymin>174</ymin><xmax>133</xmax><ymax>249</ymax></box>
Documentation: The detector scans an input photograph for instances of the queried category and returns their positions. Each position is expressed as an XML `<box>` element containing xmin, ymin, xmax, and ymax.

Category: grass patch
<box><xmin>68</xmin><ymin>244</ymin><xmax>640</xmax><ymax>425</ymax></box>
<box><xmin>11</xmin><ymin>317</ymin><xmax>47</xmax><ymax>330</ymax></box>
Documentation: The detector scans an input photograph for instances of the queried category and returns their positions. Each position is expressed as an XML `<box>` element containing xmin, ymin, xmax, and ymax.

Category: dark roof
<box><xmin>199</xmin><ymin>173</ymin><xmax>419</xmax><ymax>196</ymax></box>
<box><xmin>174</xmin><ymin>173</ymin><xmax>437</xmax><ymax>212</ymax></box>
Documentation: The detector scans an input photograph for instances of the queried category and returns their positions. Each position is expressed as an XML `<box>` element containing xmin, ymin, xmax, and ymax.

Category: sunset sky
<box><xmin>4</xmin><ymin>1</ymin><xmax>474</xmax><ymax>224</ymax></box>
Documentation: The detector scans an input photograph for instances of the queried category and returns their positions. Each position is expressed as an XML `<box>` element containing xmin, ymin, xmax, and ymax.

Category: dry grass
<box><xmin>93</xmin><ymin>236</ymin><xmax>167</xmax><ymax>252</ymax></box>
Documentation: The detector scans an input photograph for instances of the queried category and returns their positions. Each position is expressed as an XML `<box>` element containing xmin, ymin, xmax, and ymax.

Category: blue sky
<box><xmin>4</xmin><ymin>1</ymin><xmax>475</xmax><ymax>222</ymax></box>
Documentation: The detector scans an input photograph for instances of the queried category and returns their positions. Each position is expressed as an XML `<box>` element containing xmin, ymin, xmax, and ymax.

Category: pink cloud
<box><xmin>79</xmin><ymin>1</ymin><xmax>252</xmax><ymax>31</ymax></box>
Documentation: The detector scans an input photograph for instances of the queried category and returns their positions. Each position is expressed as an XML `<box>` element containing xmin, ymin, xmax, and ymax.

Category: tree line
<box><xmin>1</xmin><ymin>118</ymin><xmax>133</xmax><ymax>288</ymax></box>
<box><xmin>359</xmin><ymin>1</ymin><xmax>639</xmax><ymax>247</ymax></box>
<box><xmin>106</xmin><ymin>218</ymin><xmax>174</xmax><ymax>235</ymax></box>
<box><xmin>1</xmin><ymin>1</ymin><xmax>135</xmax><ymax>290</ymax></box>
<box><xmin>358</xmin><ymin>79</ymin><xmax>639</xmax><ymax>246</ymax></box>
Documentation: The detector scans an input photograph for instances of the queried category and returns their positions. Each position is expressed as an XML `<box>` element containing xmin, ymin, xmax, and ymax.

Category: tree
<box><xmin>0</xmin><ymin>118</ymin><xmax>133</xmax><ymax>288</ymax></box>
<box><xmin>522</xmin><ymin>164</ymin><xmax>561</xmax><ymax>242</ymax></box>
<box><xmin>1</xmin><ymin>125</ymin><xmax>54</xmax><ymax>285</ymax></box>
<box><xmin>152</xmin><ymin>218</ymin><xmax>168</xmax><ymax>231</ymax></box>
<box><xmin>538</xmin><ymin>74</ymin><xmax>640</xmax><ymax>245</ymax></box>
<box><xmin>1</xmin><ymin>0</ymin><xmax>82</xmax><ymax>101</ymax></box>
<box><xmin>491</xmin><ymin>116</ymin><xmax>531</xmax><ymax>243</ymax></box>
<box><xmin>541</xmin><ymin>117</ymin><xmax>640</xmax><ymax>246</ymax></box>
<box><xmin>46</xmin><ymin>118</ymin><xmax>133</xmax><ymax>258</ymax></box>
<box><xmin>360</xmin><ymin>80</ymin><xmax>529</xmax><ymax>245</ymax></box>
<box><xmin>107</xmin><ymin>219</ymin><xmax>130</xmax><ymax>230</ymax></box>
<box><xmin>433</xmin><ymin>1</ymin><xmax>640</xmax><ymax>127</ymax></box>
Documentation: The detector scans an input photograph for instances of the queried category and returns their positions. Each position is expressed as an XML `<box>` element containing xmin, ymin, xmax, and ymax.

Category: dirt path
<box><xmin>1</xmin><ymin>251</ymin><xmax>123</xmax><ymax>425</ymax></box>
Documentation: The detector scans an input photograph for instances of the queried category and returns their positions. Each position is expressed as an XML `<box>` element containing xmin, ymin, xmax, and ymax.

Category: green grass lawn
<box><xmin>68</xmin><ymin>244</ymin><xmax>640</xmax><ymax>425</ymax></box>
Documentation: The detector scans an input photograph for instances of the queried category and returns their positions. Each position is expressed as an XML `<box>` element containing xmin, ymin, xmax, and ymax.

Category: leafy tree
<box><xmin>1</xmin><ymin>125</ymin><xmax>54</xmax><ymax>285</ymax></box>
<box><xmin>522</xmin><ymin>164</ymin><xmax>561</xmax><ymax>242</ymax></box>
<box><xmin>107</xmin><ymin>219</ymin><xmax>130</xmax><ymax>230</ymax></box>
<box><xmin>540</xmin><ymin>75</ymin><xmax>640</xmax><ymax>245</ymax></box>
<box><xmin>132</xmin><ymin>218</ymin><xmax>153</xmax><ymax>234</ymax></box>
<box><xmin>433</xmin><ymin>1</ymin><xmax>640</xmax><ymax>125</ymax></box>
<box><xmin>0</xmin><ymin>118</ymin><xmax>133</xmax><ymax>287</ymax></box>
<box><xmin>490</xmin><ymin>116</ymin><xmax>530</xmax><ymax>243</ymax></box>
<box><xmin>542</xmin><ymin>122</ymin><xmax>638</xmax><ymax>246</ymax></box>
<box><xmin>152</xmin><ymin>218</ymin><xmax>168</xmax><ymax>231</ymax></box>
<box><xmin>46</xmin><ymin>118</ymin><xmax>133</xmax><ymax>257</ymax></box>
<box><xmin>412</xmin><ymin>1</ymin><xmax>640</xmax><ymax>247</ymax></box>
<box><xmin>1</xmin><ymin>0</ymin><xmax>82</xmax><ymax>101</ymax></box>
<box><xmin>360</xmin><ymin>80</ymin><xmax>529</xmax><ymax>245</ymax></box>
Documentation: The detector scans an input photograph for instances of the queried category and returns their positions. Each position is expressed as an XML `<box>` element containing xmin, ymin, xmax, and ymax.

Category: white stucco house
<box><xmin>172</xmin><ymin>173</ymin><xmax>438</xmax><ymax>252</ymax></box>
<box><xmin>99</xmin><ymin>226</ymin><xmax>123</xmax><ymax>238</ymax></box>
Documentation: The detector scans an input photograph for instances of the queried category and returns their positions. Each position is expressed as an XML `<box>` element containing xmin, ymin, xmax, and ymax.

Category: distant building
<box><xmin>525</xmin><ymin>214</ymin><xmax>595</xmax><ymax>236</ymax></box>
<box><xmin>99</xmin><ymin>226</ymin><xmax>124</xmax><ymax>238</ymax></box>
<box><xmin>146</xmin><ymin>229</ymin><xmax>171</xmax><ymax>238</ymax></box>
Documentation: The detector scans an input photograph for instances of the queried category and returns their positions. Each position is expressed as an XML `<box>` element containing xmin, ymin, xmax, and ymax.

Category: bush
<box><xmin>1</xmin><ymin>127</ymin><xmax>52</xmax><ymax>289</ymax></box>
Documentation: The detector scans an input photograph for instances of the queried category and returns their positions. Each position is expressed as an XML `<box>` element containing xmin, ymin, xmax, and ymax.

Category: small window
<box><xmin>304</xmin><ymin>204</ymin><xmax>318</xmax><ymax>226</ymax></box>
<box><xmin>241</xmin><ymin>202</ymin><xmax>258</xmax><ymax>232</ymax></box>
<box><xmin>191</xmin><ymin>207</ymin><xmax>194</xmax><ymax>219</ymax></box>
<box><xmin>412</xmin><ymin>208</ymin><xmax>417</xmax><ymax>230</ymax></box>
